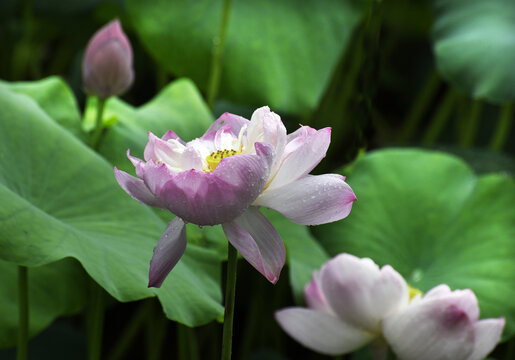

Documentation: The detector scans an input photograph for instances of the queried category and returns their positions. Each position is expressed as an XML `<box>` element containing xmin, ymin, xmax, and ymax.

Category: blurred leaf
<box><xmin>313</xmin><ymin>149</ymin><xmax>515</xmax><ymax>338</ymax></box>
<box><xmin>0</xmin><ymin>76</ymin><xmax>85</xmax><ymax>141</ymax></box>
<box><xmin>0</xmin><ymin>86</ymin><xmax>222</xmax><ymax>327</ymax></box>
<box><xmin>0</xmin><ymin>258</ymin><xmax>87</xmax><ymax>348</ymax></box>
<box><xmin>126</xmin><ymin>0</ymin><xmax>365</xmax><ymax>114</ymax></box>
<box><xmin>99</xmin><ymin>78</ymin><xmax>214</xmax><ymax>173</ymax></box>
<box><xmin>432</xmin><ymin>0</ymin><xmax>515</xmax><ymax>104</ymax></box>
<box><xmin>262</xmin><ymin>209</ymin><xmax>329</xmax><ymax>303</ymax></box>
<box><xmin>436</xmin><ymin>146</ymin><xmax>515</xmax><ymax>176</ymax></box>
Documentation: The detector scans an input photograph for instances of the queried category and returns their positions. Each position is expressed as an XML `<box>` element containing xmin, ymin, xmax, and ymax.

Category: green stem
<box><xmin>17</xmin><ymin>266</ymin><xmax>28</xmax><ymax>360</ymax></box>
<box><xmin>206</xmin><ymin>0</ymin><xmax>232</xmax><ymax>110</ymax></box>
<box><xmin>91</xmin><ymin>97</ymin><xmax>107</xmax><ymax>150</ymax></box>
<box><xmin>490</xmin><ymin>103</ymin><xmax>513</xmax><ymax>151</ymax></box>
<box><xmin>87</xmin><ymin>281</ymin><xmax>104</xmax><ymax>360</ymax></box>
<box><xmin>221</xmin><ymin>244</ymin><xmax>238</xmax><ymax>360</ymax></box>
<box><xmin>398</xmin><ymin>70</ymin><xmax>440</xmax><ymax>143</ymax></box>
<box><xmin>422</xmin><ymin>87</ymin><xmax>458</xmax><ymax>145</ymax></box>
<box><xmin>459</xmin><ymin>99</ymin><xmax>482</xmax><ymax>147</ymax></box>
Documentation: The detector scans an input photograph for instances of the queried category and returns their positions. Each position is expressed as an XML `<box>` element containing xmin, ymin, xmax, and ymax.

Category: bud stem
<box><xmin>92</xmin><ymin>97</ymin><xmax>107</xmax><ymax>151</ymax></box>
<box><xmin>207</xmin><ymin>0</ymin><xmax>233</xmax><ymax>110</ymax></box>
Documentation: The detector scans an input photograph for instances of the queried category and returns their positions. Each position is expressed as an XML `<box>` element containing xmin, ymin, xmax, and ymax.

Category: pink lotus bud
<box><xmin>82</xmin><ymin>19</ymin><xmax>134</xmax><ymax>98</ymax></box>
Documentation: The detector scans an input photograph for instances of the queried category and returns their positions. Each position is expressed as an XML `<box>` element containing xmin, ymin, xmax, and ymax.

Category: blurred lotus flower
<box><xmin>82</xmin><ymin>19</ymin><xmax>134</xmax><ymax>98</ymax></box>
<box><xmin>383</xmin><ymin>284</ymin><xmax>505</xmax><ymax>360</ymax></box>
<box><xmin>275</xmin><ymin>253</ymin><xmax>409</xmax><ymax>355</ymax></box>
<box><xmin>115</xmin><ymin>106</ymin><xmax>356</xmax><ymax>287</ymax></box>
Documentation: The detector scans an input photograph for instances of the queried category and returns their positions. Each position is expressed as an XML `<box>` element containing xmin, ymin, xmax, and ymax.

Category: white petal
<box><xmin>467</xmin><ymin>318</ymin><xmax>505</xmax><ymax>360</ymax></box>
<box><xmin>244</xmin><ymin>106</ymin><xmax>286</xmax><ymax>160</ymax></box>
<box><xmin>275</xmin><ymin>308</ymin><xmax>374</xmax><ymax>355</ymax></box>
<box><xmin>255</xmin><ymin>174</ymin><xmax>356</xmax><ymax>225</ymax></box>
<box><xmin>266</xmin><ymin>127</ymin><xmax>330</xmax><ymax>190</ymax></box>
<box><xmin>180</xmin><ymin>146</ymin><xmax>203</xmax><ymax>171</ymax></box>
<box><xmin>320</xmin><ymin>254</ymin><xmax>408</xmax><ymax>332</ymax></box>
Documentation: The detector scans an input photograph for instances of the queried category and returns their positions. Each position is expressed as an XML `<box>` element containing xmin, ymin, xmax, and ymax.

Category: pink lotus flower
<box><xmin>383</xmin><ymin>284</ymin><xmax>505</xmax><ymax>360</ymax></box>
<box><xmin>275</xmin><ymin>253</ymin><xmax>409</xmax><ymax>355</ymax></box>
<box><xmin>115</xmin><ymin>107</ymin><xmax>356</xmax><ymax>287</ymax></box>
<box><xmin>82</xmin><ymin>19</ymin><xmax>134</xmax><ymax>98</ymax></box>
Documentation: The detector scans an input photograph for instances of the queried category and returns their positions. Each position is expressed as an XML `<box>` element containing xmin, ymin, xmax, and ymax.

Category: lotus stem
<box><xmin>207</xmin><ymin>0</ymin><xmax>232</xmax><ymax>110</ymax></box>
<box><xmin>221</xmin><ymin>243</ymin><xmax>238</xmax><ymax>360</ymax></box>
<box><xmin>422</xmin><ymin>87</ymin><xmax>458</xmax><ymax>144</ymax></box>
<box><xmin>490</xmin><ymin>103</ymin><xmax>513</xmax><ymax>151</ymax></box>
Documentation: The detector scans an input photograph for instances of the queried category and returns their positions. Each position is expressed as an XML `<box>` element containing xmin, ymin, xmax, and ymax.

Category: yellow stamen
<box><xmin>206</xmin><ymin>149</ymin><xmax>241</xmax><ymax>172</ymax></box>
<box><xmin>408</xmin><ymin>285</ymin><xmax>423</xmax><ymax>301</ymax></box>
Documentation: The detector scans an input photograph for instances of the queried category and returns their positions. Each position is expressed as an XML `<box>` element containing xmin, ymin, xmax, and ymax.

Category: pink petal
<box><xmin>161</xmin><ymin>130</ymin><xmax>184</xmax><ymax>143</ymax></box>
<box><xmin>467</xmin><ymin>318</ymin><xmax>505</xmax><ymax>360</ymax></box>
<box><xmin>267</xmin><ymin>127</ymin><xmax>331</xmax><ymax>190</ymax></box>
<box><xmin>114</xmin><ymin>167</ymin><xmax>164</xmax><ymax>208</ymax></box>
<box><xmin>383</xmin><ymin>297</ymin><xmax>476</xmax><ymax>360</ymax></box>
<box><xmin>304</xmin><ymin>270</ymin><xmax>332</xmax><ymax>313</ymax></box>
<box><xmin>275</xmin><ymin>308</ymin><xmax>374</xmax><ymax>355</ymax></box>
<box><xmin>320</xmin><ymin>254</ymin><xmax>408</xmax><ymax>333</ymax></box>
<box><xmin>140</xmin><ymin>161</ymin><xmax>176</xmax><ymax>195</ymax></box>
<box><xmin>148</xmin><ymin>217</ymin><xmax>187</xmax><ymax>288</ymax></box>
<box><xmin>423</xmin><ymin>286</ymin><xmax>480</xmax><ymax>322</ymax></box>
<box><xmin>205</xmin><ymin>112</ymin><xmax>249</xmax><ymax>136</ymax></box>
<box><xmin>222</xmin><ymin>207</ymin><xmax>285</xmax><ymax>284</ymax></box>
<box><xmin>127</xmin><ymin>149</ymin><xmax>145</xmax><ymax>178</ymax></box>
<box><xmin>158</xmin><ymin>143</ymin><xmax>274</xmax><ymax>225</ymax></box>
<box><xmin>255</xmin><ymin>174</ymin><xmax>356</xmax><ymax>225</ymax></box>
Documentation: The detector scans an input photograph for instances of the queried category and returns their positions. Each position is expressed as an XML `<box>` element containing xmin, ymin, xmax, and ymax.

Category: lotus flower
<box><xmin>115</xmin><ymin>107</ymin><xmax>356</xmax><ymax>287</ymax></box>
<box><xmin>383</xmin><ymin>284</ymin><xmax>505</xmax><ymax>360</ymax></box>
<box><xmin>275</xmin><ymin>253</ymin><xmax>409</xmax><ymax>355</ymax></box>
<box><xmin>82</xmin><ymin>19</ymin><xmax>134</xmax><ymax>98</ymax></box>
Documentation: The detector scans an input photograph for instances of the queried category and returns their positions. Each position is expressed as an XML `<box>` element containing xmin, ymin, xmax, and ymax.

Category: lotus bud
<box><xmin>82</xmin><ymin>19</ymin><xmax>134</xmax><ymax>98</ymax></box>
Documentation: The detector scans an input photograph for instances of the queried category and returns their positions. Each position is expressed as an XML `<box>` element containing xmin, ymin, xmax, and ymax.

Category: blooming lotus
<box><xmin>276</xmin><ymin>254</ymin><xmax>505</xmax><ymax>359</ymax></box>
<box><xmin>275</xmin><ymin>253</ymin><xmax>409</xmax><ymax>355</ymax></box>
<box><xmin>115</xmin><ymin>107</ymin><xmax>356</xmax><ymax>287</ymax></box>
<box><xmin>83</xmin><ymin>19</ymin><xmax>134</xmax><ymax>98</ymax></box>
<box><xmin>383</xmin><ymin>284</ymin><xmax>505</xmax><ymax>360</ymax></box>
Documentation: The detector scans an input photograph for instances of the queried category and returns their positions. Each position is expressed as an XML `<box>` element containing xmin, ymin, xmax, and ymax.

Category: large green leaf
<box><xmin>0</xmin><ymin>86</ymin><xmax>223</xmax><ymax>326</ymax></box>
<box><xmin>432</xmin><ymin>0</ymin><xmax>515</xmax><ymax>103</ymax></box>
<box><xmin>125</xmin><ymin>0</ymin><xmax>364</xmax><ymax>114</ymax></box>
<box><xmin>313</xmin><ymin>149</ymin><xmax>515</xmax><ymax>338</ymax></box>
<box><xmin>0</xmin><ymin>258</ymin><xmax>87</xmax><ymax>348</ymax></box>
<box><xmin>0</xmin><ymin>76</ymin><xmax>85</xmax><ymax>140</ymax></box>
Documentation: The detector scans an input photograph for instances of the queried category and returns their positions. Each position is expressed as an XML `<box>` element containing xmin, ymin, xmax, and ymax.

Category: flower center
<box><xmin>206</xmin><ymin>149</ymin><xmax>241</xmax><ymax>172</ymax></box>
<box><xmin>408</xmin><ymin>285</ymin><xmax>423</xmax><ymax>301</ymax></box>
